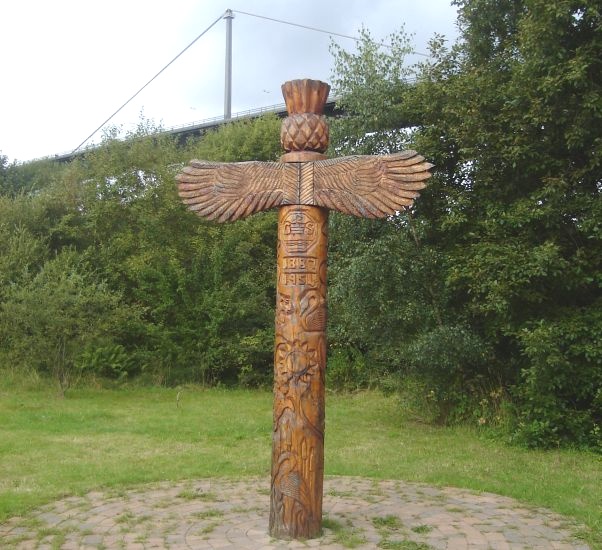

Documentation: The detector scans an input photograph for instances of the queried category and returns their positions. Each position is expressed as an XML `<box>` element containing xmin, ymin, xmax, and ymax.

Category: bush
<box><xmin>513</xmin><ymin>304</ymin><xmax>602</xmax><ymax>450</ymax></box>
<box><xmin>402</xmin><ymin>324</ymin><xmax>497</xmax><ymax>424</ymax></box>
<box><xmin>326</xmin><ymin>347</ymin><xmax>373</xmax><ymax>391</ymax></box>
<box><xmin>76</xmin><ymin>343</ymin><xmax>137</xmax><ymax>380</ymax></box>
<box><xmin>0</xmin><ymin>252</ymin><xmax>138</xmax><ymax>396</ymax></box>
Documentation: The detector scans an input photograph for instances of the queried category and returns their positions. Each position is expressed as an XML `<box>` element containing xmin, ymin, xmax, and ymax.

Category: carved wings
<box><xmin>312</xmin><ymin>151</ymin><xmax>433</xmax><ymax>218</ymax></box>
<box><xmin>176</xmin><ymin>160</ymin><xmax>297</xmax><ymax>223</ymax></box>
<box><xmin>176</xmin><ymin>151</ymin><xmax>432</xmax><ymax>222</ymax></box>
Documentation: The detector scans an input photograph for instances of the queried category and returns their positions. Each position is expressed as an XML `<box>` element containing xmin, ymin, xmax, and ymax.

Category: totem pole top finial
<box><xmin>280</xmin><ymin>80</ymin><xmax>330</xmax><ymax>157</ymax></box>
<box><xmin>281</xmin><ymin>79</ymin><xmax>330</xmax><ymax>116</ymax></box>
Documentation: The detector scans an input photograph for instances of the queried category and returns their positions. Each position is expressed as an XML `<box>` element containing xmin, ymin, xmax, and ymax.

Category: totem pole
<box><xmin>176</xmin><ymin>79</ymin><xmax>432</xmax><ymax>539</ymax></box>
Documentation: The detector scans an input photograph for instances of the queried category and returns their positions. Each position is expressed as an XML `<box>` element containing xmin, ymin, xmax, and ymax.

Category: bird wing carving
<box><xmin>176</xmin><ymin>160</ymin><xmax>297</xmax><ymax>222</ymax></box>
<box><xmin>312</xmin><ymin>150</ymin><xmax>433</xmax><ymax>218</ymax></box>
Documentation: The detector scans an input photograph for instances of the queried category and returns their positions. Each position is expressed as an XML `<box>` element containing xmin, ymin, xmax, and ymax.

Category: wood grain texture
<box><xmin>281</xmin><ymin>114</ymin><xmax>329</xmax><ymax>153</ymax></box>
<box><xmin>281</xmin><ymin>79</ymin><xmax>330</xmax><ymax>115</ymax></box>
<box><xmin>269</xmin><ymin>205</ymin><xmax>328</xmax><ymax>540</ymax></box>
<box><xmin>176</xmin><ymin>160</ymin><xmax>298</xmax><ymax>222</ymax></box>
<box><xmin>176</xmin><ymin>151</ymin><xmax>432</xmax><ymax>221</ymax></box>
<box><xmin>312</xmin><ymin>150</ymin><xmax>433</xmax><ymax>218</ymax></box>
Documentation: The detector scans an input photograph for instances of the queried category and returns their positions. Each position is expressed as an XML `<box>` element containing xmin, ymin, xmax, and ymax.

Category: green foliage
<box><xmin>378</xmin><ymin>541</ymin><xmax>432</xmax><ymax>550</ymax></box>
<box><xmin>328</xmin><ymin>1</ymin><xmax>601</xmax><ymax>448</ymax></box>
<box><xmin>2</xmin><ymin>4</ymin><xmax>600</xmax><ymax>452</ymax></box>
<box><xmin>0</xmin><ymin>156</ymin><xmax>62</xmax><ymax>197</ymax></box>
<box><xmin>327</xmin><ymin>347</ymin><xmax>373</xmax><ymax>390</ymax></box>
<box><xmin>188</xmin><ymin>114</ymin><xmax>281</xmax><ymax>162</ymax></box>
<box><xmin>76</xmin><ymin>116</ymin><xmax>280</xmax><ymax>385</ymax></box>
<box><xmin>322</xmin><ymin>516</ymin><xmax>367</xmax><ymax>547</ymax></box>
<box><xmin>514</xmin><ymin>304</ymin><xmax>602</xmax><ymax>449</ymax></box>
<box><xmin>328</xmin><ymin>217</ymin><xmax>445</xmax><ymax>369</ymax></box>
<box><xmin>0</xmin><ymin>115</ymin><xmax>281</xmax><ymax>388</ymax></box>
<box><xmin>0</xmin><ymin>252</ymin><xmax>135</xmax><ymax>395</ymax></box>
<box><xmin>76</xmin><ymin>343</ymin><xmax>136</xmax><ymax>380</ymax></box>
<box><xmin>0</xmin><ymin>222</ymin><xmax>47</xmax><ymax>299</ymax></box>
<box><xmin>402</xmin><ymin>324</ymin><xmax>496</xmax><ymax>424</ymax></box>
<box><xmin>329</xmin><ymin>27</ymin><xmax>415</xmax><ymax>155</ymax></box>
<box><xmin>327</xmin><ymin>29</ymin><xmax>452</xmax><ymax>407</ymax></box>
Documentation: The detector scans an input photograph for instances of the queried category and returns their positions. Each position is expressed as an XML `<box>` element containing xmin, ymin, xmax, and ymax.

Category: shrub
<box><xmin>513</xmin><ymin>304</ymin><xmax>602</xmax><ymax>449</ymax></box>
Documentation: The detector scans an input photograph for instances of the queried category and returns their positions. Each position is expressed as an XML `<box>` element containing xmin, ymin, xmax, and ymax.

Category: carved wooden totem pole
<box><xmin>176</xmin><ymin>79</ymin><xmax>432</xmax><ymax>539</ymax></box>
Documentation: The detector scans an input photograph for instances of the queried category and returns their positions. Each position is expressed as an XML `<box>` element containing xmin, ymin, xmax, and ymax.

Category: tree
<box><xmin>327</xmin><ymin>29</ymin><xmax>471</xmax><ymax>413</ymax></box>
<box><xmin>0</xmin><ymin>153</ymin><xmax>8</xmax><ymax>180</ymax></box>
<box><xmin>328</xmin><ymin>1</ymin><xmax>601</xmax><ymax>447</ymax></box>
<box><xmin>0</xmin><ymin>252</ymin><xmax>135</xmax><ymax>396</ymax></box>
<box><xmin>174</xmin><ymin>115</ymin><xmax>282</xmax><ymax>385</ymax></box>
<box><xmin>67</xmin><ymin>114</ymin><xmax>281</xmax><ymax>385</ymax></box>
<box><xmin>0</xmin><ymin>155</ymin><xmax>63</xmax><ymax>197</ymax></box>
<box><xmin>1</xmin><ymin>115</ymin><xmax>283</xmax><ymax>388</ymax></box>
<box><xmin>414</xmin><ymin>0</ymin><xmax>602</xmax><ymax>447</ymax></box>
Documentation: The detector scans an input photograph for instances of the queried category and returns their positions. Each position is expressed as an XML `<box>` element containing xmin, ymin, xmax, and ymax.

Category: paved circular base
<box><xmin>0</xmin><ymin>477</ymin><xmax>589</xmax><ymax>549</ymax></box>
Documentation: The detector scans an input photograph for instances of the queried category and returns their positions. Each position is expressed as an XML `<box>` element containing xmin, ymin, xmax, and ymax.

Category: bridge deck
<box><xmin>48</xmin><ymin>99</ymin><xmax>340</xmax><ymax>163</ymax></box>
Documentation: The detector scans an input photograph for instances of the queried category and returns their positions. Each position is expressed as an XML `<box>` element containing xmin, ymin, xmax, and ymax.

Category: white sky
<box><xmin>0</xmin><ymin>1</ymin><xmax>459</xmax><ymax>162</ymax></box>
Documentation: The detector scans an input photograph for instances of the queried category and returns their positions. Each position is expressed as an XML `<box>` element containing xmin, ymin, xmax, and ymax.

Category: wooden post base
<box><xmin>269</xmin><ymin>204</ymin><xmax>328</xmax><ymax>539</ymax></box>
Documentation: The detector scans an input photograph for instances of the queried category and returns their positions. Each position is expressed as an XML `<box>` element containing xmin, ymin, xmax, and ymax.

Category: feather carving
<box><xmin>312</xmin><ymin>151</ymin><xmax>433</xmax><ymax>218</ymax></box>
<box><xmin>176</xmin><ymin>160</ymin><xmax>297</xmax><ymax>222</ymax></box>
<box><xmin>176</xmin><ymin>151</ymin><xmax>433</xmax><ymax>222</ymax></box>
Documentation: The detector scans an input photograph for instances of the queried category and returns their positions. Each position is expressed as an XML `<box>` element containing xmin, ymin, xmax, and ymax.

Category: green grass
<box><xmin>0</xmin><ymin>385</ymin><xmax>600</xmax><ymax>547</ymax></box>
<box><xmin>378</xmin><ymin>540</ymin><xmax>433</xmax><ymax>550</ymax></box>
<box><xmin>411</xmin><ymin>524</ymin><xmax>432</xmax><ymax>534</ymax></box>
<box><xmin>192</xmin><ymin>509</ymin><xmax>224</xmax><ymax>519</ymax></box>
<box><xmin>373</xmin><ymin>514</ymin><xmax>403</xmax><ymax>530</ymax></box>
<box><xmin>322</xmin><ymin>516</ymin><xmax>367</xmax><ymax>547</ymax></box>
<box><xmin>177</xmin><ymin>489</ymin><xmax>219</xmax><ymax>501</ymax></box>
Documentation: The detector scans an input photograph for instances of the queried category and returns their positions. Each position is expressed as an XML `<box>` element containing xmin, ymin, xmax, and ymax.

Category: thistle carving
<box><xmin>281</xmin><ymin>113</ymin><xmax>329</xmax><ymax>152</ymax></box>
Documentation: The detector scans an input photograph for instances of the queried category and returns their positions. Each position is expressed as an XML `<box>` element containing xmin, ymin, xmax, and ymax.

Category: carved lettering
<box><xmin>283</xmin><ymin>257</ymin><xmax>317</xmax><ymax>271</ymax></box>
<box><xmin>270</xmin><ymin>204</ymin><xmax>328</xmax><ymax>539</ymax></box>
<box><xmin>279</xmin><ymin>256</ymin><xmax>319</xmax><ymax>287</ymax></box>
<box><xmin>281</xmin><ymin>210</ymin><xmax>318</xmax><ymax>255</ymax></box>
<box><xmin>279</xmin><ymin>273</ymin><xmax>319</xmax><ymax>287</ymax></box>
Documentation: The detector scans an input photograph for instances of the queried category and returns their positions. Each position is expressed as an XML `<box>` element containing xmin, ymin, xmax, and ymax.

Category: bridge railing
<box><xmin>164</xmin><ymin>100</ymin><xmax>293</xmax><ymax>132</ymax></box>
<box><xmin>32</xmin><ymin>96</ymin><xmax>341</xmax><ymax>163</ymax></box>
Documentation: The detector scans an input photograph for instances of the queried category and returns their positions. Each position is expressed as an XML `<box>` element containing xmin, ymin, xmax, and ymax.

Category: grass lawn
<box><xmin>0</xmin><ymin>384</ymin><xmax>600</xmax><ymax>547</ymax></box>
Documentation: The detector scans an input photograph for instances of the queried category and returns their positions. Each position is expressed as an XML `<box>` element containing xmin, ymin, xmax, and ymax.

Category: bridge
<box><xmin>42</xmin><ymin>9</ymin><xmax>421</xmax><ymax>165</ymax></box>
<box><xmin>49</xmin><ymin>97</ymin><xmax>341</xmax><ymax>164</ymax></box>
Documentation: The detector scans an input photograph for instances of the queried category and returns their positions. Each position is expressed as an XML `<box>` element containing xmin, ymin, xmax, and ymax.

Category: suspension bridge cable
<box><xmin>232</xmin><ymin>9</ymin><xmax>429</xmax><ymax>57</ymax></box>
<box><xmin>72</xmin><ymin>11</ymin><xmax>226</xmax><ymax>154</ymax></box>
<box><xmin>73</xmin><ymin>9</ymin><xmax>428</xmax><ymax>154</ymax></box>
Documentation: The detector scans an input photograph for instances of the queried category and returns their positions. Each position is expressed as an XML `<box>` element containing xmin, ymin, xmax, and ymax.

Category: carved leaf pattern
<box><xmin>176</xmin><ymin>160</ymin><xmax>297</xmax><ymax>222</ymax></box>
<box><xmin>312</xmin><ymin>150</ymin><xmax>433</xmax><ymax>218</ymax></box>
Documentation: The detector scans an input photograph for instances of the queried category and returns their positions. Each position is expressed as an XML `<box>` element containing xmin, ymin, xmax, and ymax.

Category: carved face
<box><xmin>276</xmin><ymin>294</ymin><xmax>295</xmax><ymax>326</ymax></box>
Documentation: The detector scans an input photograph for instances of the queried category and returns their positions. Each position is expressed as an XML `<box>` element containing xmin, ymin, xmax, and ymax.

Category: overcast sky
<box><xmin>1</xmin><ymin>1</ymin><xmax>459</xmax><ymax>163</ymax></box>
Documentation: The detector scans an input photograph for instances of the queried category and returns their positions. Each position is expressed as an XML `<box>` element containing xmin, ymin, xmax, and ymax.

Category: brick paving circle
<box><xmin>0</xmin><ymin>476</ymin><xmax>590</xmax><ymax>549</ymax></box>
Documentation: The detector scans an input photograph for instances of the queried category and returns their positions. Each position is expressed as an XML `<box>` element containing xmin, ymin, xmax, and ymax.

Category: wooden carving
<box><xmin>177</xmin><ymin>152</ymin><xmax>432</xmax><ymax>221</ymax></box>
<box><xmin>177</xmin><ymin>161</ymin><xmax>298</xmax><ymax>222</ymax></box>
<box><xmin>270</xmin><ymin>205</ymin><xmax>327</xmax><ymax>539</ymax></box>
<box><xmin>175</xmin><ymin>78</ymin><xmax>433</xmax><ymax>540</ymax></box>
